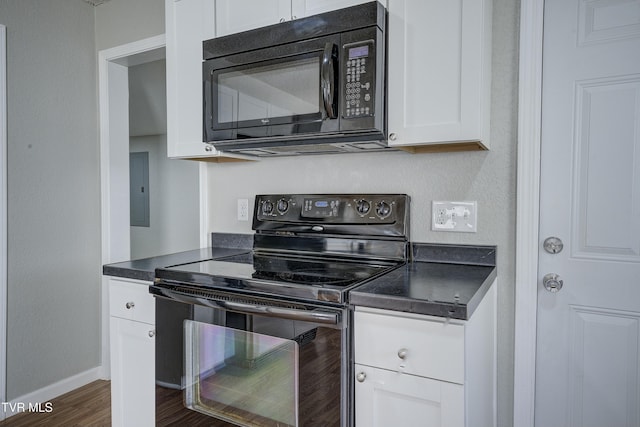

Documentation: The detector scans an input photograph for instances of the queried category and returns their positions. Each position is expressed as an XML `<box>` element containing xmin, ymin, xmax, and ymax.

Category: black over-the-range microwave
<box><xmin>202</xmin><ymin>1</ymin><xmax>390</xmax><ymax>157</ymax></box>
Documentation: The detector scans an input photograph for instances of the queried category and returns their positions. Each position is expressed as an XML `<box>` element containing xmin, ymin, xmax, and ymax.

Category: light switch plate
<box><xmin>432</xmin><ymin>201</ymin><xmax>477</xmax><ymax>232</ymax></box>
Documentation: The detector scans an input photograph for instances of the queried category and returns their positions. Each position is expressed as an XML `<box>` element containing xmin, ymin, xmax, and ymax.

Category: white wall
<box><xmin>0</xmin><ymin>0</ymin><xmax>101</xmax><ymax>400</ymax></box>
<box><xmin>129</xmin><ymin>135</ymin><xmax>200</xmax><ymax>259</ymax></box>
<box><xmin>95</xmin><ymin>0</ymin><xmax>164</xmax><ymax>52</ymax></box>
<box><xmin>205</xmin><ymin>1</ymin><xmax>520</xmax><ymax>425</ymax></box>
<box><xmin>129</xmin><ymin>60</ymin><xmax>167</xmax><ymax>137</ymax></box>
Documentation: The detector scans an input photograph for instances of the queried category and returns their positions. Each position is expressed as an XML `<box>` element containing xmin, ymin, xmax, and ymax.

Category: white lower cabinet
<box><xmin>109</xmin><ymin>278</ymin><xmax>155</xmax><ymax>427</ymax></box>
<box><xmin>354</xmin><ymin>280</ymin><xmax>496</xmax><ymax>427</ymax></box>
<box><xmin>355</xmin><ymin>364</ymin><xmax>464</xmax><ymax>427</ymax></box>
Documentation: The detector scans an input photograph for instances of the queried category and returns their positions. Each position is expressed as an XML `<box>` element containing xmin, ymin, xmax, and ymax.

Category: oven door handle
<box><xmin>220</xmin><ymin>301</ymin><xmax>340</xmax><ymax>325</ymax></box>
<box><xmin>151</xmin><ymin>287</ymin><xmax>340</xmax><ymax>325</ymax></box>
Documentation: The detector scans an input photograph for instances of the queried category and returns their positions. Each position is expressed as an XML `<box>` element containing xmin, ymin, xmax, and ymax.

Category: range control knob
<box><xmin>277</xmin><ymin>198</ymin><xmax>289</xmax><ymax>214</ymax></box>
<box><xmin>262</xmin><ymin>200</ymin><xmax>274</xmax><ymax>215</ymax></box>
<box><xmin>355</xmin><ymin>199</ymin><xmax>371</xmax><ymax>215</ymax></box>
<box><xmin>375</xmin><ymin>201</ymin><xmax>392</xmax><ymax>219</ymax></box>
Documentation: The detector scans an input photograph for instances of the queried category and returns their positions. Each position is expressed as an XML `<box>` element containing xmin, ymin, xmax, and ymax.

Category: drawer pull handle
<box><xmin>356</xmin><ymin>372</ymin><xmax>366</xmax><ymax>383</ymax></box>
<box><xmin>397</xmin><ymin>348</ymin><xmax>408</xmax><ymax>360</ymax></box>
<box><xmin>125</xmin><ymin>301</ymin><xmax>135</xmax><ymax>309</ymax></box>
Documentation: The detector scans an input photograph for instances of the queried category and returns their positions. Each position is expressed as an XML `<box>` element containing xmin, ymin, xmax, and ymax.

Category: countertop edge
<box><xmin>350</xmin><ymin>262</ymin><xmax>497</xmax><ymax>320</ymax></box>
<box><xmin>102</xmin><ymin>233</ymin><xmax>254</xmax><ymax>281</ymax></box>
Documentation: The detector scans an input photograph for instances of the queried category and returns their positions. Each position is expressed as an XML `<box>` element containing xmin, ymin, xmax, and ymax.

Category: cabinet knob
<box><xmin>356</xmin><ymin>372</ymin><xmax>366</xmax><ymax>383</ymax></box>
<box><xmin>397</xmin><ymin>348</ymin><xmax>408</xmax><ymax>360</ymax></box>
<box><xmin>125</xmin><ymin>301</ymin><xmax>135</xmax><ymax>309</ymax></box>
<box><xmin>279</xmin><ymin>17</ymin><xmax>286</xmax><ymax>23</ymax></box>
<box><xmin>389</xmin><ymin>133</ymin><xmax>397</xmax><ymax>141</ymax></box>
<box><xmin>148</xmin><ymin>330</ymin><xmax>155</xmax><ymax>338</ymax></box>
<box><xmin>205</xmin><ymin>145</ymin><xmax>213</xmax><ymax>152</ymax></box>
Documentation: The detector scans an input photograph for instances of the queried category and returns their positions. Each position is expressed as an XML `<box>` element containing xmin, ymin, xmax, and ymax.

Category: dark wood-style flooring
<box><xmin>0</xmin><ymin>380</ymin><xmax>235</xmax><ymax>427</ymax></box>
<box><xmin>0</xmin><ymin>328</ymin><xmax>342</xmax><ymax>426</ymax></box>
<box><xmin>0</xmin><ymin>380</ymin><xmax>111</xmax><ymax>427</ymax></box>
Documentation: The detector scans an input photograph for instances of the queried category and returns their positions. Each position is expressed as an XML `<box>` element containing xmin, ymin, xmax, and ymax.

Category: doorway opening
<box><xmin>98</xmin><ymin>35</ymin><xmax>201</xmax><ymax>374</ymax></box>
<box><xmin>127</xmin><ymin>58</ymin><xmax>199</xmax><ymax>259</ymax></box>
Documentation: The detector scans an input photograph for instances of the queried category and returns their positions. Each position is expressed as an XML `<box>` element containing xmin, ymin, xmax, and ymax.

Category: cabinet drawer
<box><xmin>354</xmin><ymin>308</ymin><xmax>464</xmax><ymax>384</ymax></box>
<box><xmin>109</xmin><ymin>279</ymin><xmax>155</xmax><ymax>324</ymax></box>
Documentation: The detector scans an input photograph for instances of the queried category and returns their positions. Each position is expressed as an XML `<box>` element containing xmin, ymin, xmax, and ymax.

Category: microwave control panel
<box><xmin>342</xmin><ymin>40</ymin><xmax>375</xmax><ymax>119</ymax></box>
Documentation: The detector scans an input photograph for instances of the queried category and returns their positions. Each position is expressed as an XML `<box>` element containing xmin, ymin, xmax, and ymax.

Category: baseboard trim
<box><xmin>1</xmin><ymin>366</ymin><xmax>105</xmax><ymax>419</ymax></box>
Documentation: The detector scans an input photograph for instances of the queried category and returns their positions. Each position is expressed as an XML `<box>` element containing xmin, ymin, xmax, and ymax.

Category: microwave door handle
<box><xmin>321</xmin><ymin>42</ymin><xmax>338</xmax><ymax>119</ymax></box>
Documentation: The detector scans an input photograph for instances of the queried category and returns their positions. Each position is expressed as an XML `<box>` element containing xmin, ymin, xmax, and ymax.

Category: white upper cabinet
<box><xmin>214</xmin><ymin>0</ymin><xmax>291</xmax><ymax>37</ymax></box>
<box><xmin>166</xmin><ymin>0</ymin><xmax>249</xmax><ymax>160</ymax></box>
<box><xmin>386</xmin><ymin>0</ymin><xmax>492</xmax><ymax>151</ymax></box>
<box><xmin>214</xmin><ymin>0</ymin><xmax>374</xmax><ymax>37</ymax></box>
<box><xmin>166</xmin><ymin>0</ymin><xmax>210</xmax><ymax>158</ymax></box>
<box><xmin>291</xmin><ymin>0</ymin><xmax>373</xmax><ymax>18</ymax></box>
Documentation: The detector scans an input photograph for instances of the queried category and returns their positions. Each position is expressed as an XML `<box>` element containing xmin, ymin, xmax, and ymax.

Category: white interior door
<box><xmin>536</xmin><ymin>1</ymin><xmax>640</xmax><ymax>426</ymax></box>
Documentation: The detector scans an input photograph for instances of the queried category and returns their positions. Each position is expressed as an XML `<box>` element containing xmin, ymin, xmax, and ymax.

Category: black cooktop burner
<box><xmin>251</xmin><ymin>256</ymin><xmax>388</xmax><ymax>287</ymax></box>
<box><xmin>164</xmin><ymin>252</ymin><xmax>396</xmax><ymax>289</ymax></box>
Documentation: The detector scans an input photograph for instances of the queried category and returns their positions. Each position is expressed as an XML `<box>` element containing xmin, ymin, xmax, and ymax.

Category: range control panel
<box><xmin>342</xmin><ymin>40</ymin><xmax>375</xmax><ymax>119</ymax></box>
<box><xmin>254</xmin><ymin>194</ymin><xmax>408</xmax><ymax>225</ymax></box>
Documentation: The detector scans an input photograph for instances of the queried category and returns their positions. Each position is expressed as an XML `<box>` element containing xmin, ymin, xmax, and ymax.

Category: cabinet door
<box><xmin>166</xmin><ymin>0</ymin><xmax>218</xmax><ymax>158</ymax></box>
<box><xmin>110</xmin><ymin>317</ymin><xmax>155</xmax><ymax>427</ymax></box>
<box><xmin>355</xmin><ymin>364</ymin><xmax>464</xmax><ymax>427</ymax></box>
<box><xmin>387</xmin><ymin>0</ymin><xmax>492</xmax><ymax>149</ymax></box>
<box><xmin>291</xmin><ymin>0</ymin><xmax>372</xmax><ymax>18</ymax></box>
<box><xmin>214</xmin><ymin>0</ymin><xmax>291</xmax><ymax>37</ymax></box>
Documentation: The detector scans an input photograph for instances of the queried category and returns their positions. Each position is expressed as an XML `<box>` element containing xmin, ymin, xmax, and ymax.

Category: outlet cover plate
<box><xmin>237</xmin><ymin>198</ymin><xmax>249</xmax><ymax>221</ymax></box>
<box><xmin>432</xmin><ymin>201</ymin><xmax>477</xmax><ymax>232</ymax></box>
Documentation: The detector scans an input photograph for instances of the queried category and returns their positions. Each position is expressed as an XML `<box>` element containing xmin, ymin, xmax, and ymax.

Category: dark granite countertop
<box><xmin>349</xmin><ymin>243</ymin><xmax>497</xmax><ymax>320</ymax></box>
<box><xmin>103</xmin><ymin>235</ymin><xmax>497</xmax><ymax>321</ymax></box>
<box><xmin>102</xmin><ymin>233</ymin><xmax>252</xmax><ymax>282</ymax></box>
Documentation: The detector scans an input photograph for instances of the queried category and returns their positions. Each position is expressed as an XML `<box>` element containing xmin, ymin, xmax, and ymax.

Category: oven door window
<box><xmin>185</xmin><ymin>320</ymin><xmax>299</xmax><ymax>427</ymax></box>
<box><xmin>212</xmin><ymin>54</ymin><xmax>322</xmax><ymax>130</ymax></box>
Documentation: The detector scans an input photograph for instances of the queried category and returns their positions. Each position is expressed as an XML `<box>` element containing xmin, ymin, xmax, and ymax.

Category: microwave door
<box><xmin>211</xmin><ymin>55</ymin><xmax>323</xmax><ymax>129</ymax></box>
<box><xmin>204</xmin><ymin>34</ymin><xmax>343</xmax><ymax>144</ymax></box>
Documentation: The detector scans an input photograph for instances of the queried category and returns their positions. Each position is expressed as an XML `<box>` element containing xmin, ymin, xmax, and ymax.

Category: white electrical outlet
<box><xmin>432</xmin><ymin>201</ymin><xmax>477</xmax><ymax>232</ymax></box>
<box><xmin>237</xmin><ymin>199</ymin><xmax>249</xmax><ymax>221</ymax></box>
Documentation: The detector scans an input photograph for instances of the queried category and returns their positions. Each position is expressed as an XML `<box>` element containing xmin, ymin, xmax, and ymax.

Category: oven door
<box><xmin>153</xmin><ymin>287</ymin><xmax>350</xmax><ymax>427</ymax></box>
<box><xmin>203</xmin><ymin>34</ymin><xmax>341</xmax><ymax>143</ymax></box>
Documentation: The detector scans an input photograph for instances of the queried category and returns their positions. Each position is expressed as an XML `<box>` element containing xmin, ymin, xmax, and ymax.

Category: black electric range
<box><xmin>151</xmin><ymin>194</ymin><xmax>410</xmax><ymax>306</ymax></box>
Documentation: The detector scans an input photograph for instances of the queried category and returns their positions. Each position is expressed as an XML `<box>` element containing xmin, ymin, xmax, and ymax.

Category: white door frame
<box><xmin>98</xmin><ymin>34</ymin><xmax>210</xmax><ymax>376</ymax></box>
<box><xmin>513</xmin><ymin>0</ymin><xmax>544</xmax><ymax>426</ymax></box>
<box><xmin>99</xmin><ymin>35</ymin><xmax>166</xmax><ymax>377</ymax></box>
<box><xmin>0</xmin><ymin>23</ymin><xmax>8</xmax><ymax>422</ymax></box>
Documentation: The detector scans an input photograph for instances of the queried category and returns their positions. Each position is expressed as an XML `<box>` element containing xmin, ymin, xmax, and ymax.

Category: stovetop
<box><xmin>155</xmin><ymin>252</ymin><xmax>402</xmax><ymax>305</ymax></box>
<box><xmin>153</xmin><ymin>194</ymin><xmax>410</xmax><ymax>305</ymax></box>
